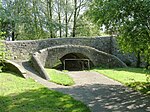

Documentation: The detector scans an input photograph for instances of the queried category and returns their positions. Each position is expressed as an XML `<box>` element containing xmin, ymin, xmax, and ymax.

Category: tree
<box><xmin>64</xmin><ymin>0</ymin><xmax>74</xmax><ymax>37</ymax></box>
<box><xmin>72</xmin><ymin>0</ymin><xmax>77</xmax><ymax>37</ymax></box>
<box><xmin>0</xmin><ymin>31</ymin><xmax>9</xmax><ymax>72</ymax></box>
<box><xmin>0</xmin><ymin>0</ymin><xmax>93</xmax><ymax>39</ymax></box>
<box><xmin>72</xmin><ymin>0</ymin><xmax>88</xmax><ymax>37</ymax></box>
<box><xmin>57</xmin><ymin>0</ymin><xmax>62</xmax><ymax>37</ymax></box>
<box><xmin>53</xmin><ymin>0</ymin><xmax>64</xmax><ymax>38</ymax></box>
<box><xmin>0</xmin><ymin>0</ymin><xmax>59</xmax><ymax>40</ymax></box>
<box><xmin>88</xmin><ymin>0</ymin><xmax>150</xmax><ymax>67</ymax></box>
<box><xmin>64</xmin><ymin>0</ymin><xmax>69</xmax><ymax>37</ymax></box>
<box><xmin>76</xmin><ymin>14</ymin><xmax>105</xmax><ymax>36</ymax></box>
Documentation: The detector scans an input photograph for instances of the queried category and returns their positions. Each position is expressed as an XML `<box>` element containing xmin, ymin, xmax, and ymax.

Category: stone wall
<box><xmin>4</xmin><ymin>36</ymin><xmax>137</xmax><ymax>66</ymax></box>
<box><xmin>5</xmin><ymin>36</ymin><xmax>113</xmax><ymax>60</ymax></box>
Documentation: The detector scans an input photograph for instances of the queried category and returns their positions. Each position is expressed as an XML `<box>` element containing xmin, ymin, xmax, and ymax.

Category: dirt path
<box><xmin>67</xmin><ymin>71</ymin><xmax>122</xmax><ymax>86</ymax></box>
<box><xmin>19</xmin><ymin>61</ymin><xmax>150</xmax><ymax>112</ymax></box>
<box><xmin>53</xmin><ymin>71</ymin><xmax>150</xmax><ymax>112</ymax></box>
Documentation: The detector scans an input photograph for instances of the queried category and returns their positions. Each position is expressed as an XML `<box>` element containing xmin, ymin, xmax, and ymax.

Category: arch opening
<box><xmin>52</xmin><ymin>53</ymin><xmax>94</xmax><ymax>71</ymax></box>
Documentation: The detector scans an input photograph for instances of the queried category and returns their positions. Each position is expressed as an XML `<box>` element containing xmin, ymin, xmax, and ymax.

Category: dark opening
<box><xmin>52</xmin><ymin>53</ymin><xmax>93</xmax><ymax>71</ymax></box>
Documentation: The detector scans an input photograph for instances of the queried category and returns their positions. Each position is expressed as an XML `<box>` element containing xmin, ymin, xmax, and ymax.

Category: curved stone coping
<box><xmin>31</xmin><ymin>45</ymin><xmax>126</xmax><ymax>80</ymax></box>
<box><xmin>38</xmin><ymin>45</ymin><xmax>127</xmax><ymax>67</ymax></box>
<box><xmin>5</xmin><ymin>60</ymin><xmax>28</xmax><ymax>78</ymax></box>
<box><xmin>31</xmin><ymin>55</ymin><xmax>50</xmax><ymax>80</ymax></box>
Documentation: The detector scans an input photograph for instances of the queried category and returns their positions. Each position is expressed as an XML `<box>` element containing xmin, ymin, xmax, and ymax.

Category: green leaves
<box><xmin>0</xmin><ymin>41</ymin><xmax>11</xmax><ymax>72</ymax></box>
<box><xmin>76</xmin><ymin>15</ymin><xmax>105</xmax><ymax>36</ymax></box>
<box><xmin>88</xmin><ymin>0</ymin><xmax>150</xmax><ymax>67</ymax></box>
<box><xmin>0</xmin><ymin>41</ymin><xmax>6</xmax><ymax>71</ymax></box>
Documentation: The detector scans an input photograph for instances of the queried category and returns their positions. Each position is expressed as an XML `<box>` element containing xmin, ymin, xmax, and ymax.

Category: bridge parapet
<box><xmin>5</xmin><ymin>36</ymin><xmax>113</xmax><ymax>60</ymax></box>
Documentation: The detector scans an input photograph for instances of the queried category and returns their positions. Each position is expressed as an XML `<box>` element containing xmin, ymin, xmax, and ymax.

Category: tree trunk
<box><xmin>49</xmin><ymin>0</ymin><xmax>53</xmax><ymax>38</ymax></box>
<box><xmin>136</xmin><ymin>51</ymin><xmax>141</xmax><ymax>67</ymax></box>
<box><xmin>12</xmin><ymin>31</ymin><xmax>15</xmax><ymax>41</ymax></box>
<box><xmin>58</xmin><ymin>13</ymin><xmax>61</xmax><ymax>37</ymax></box>
<box><xmin>11</xmin><ymin>20</ymin><xmax>15</xmax><ymax>41</ymax></box>
<box><xmin>72</xmin><ymin>0</ymin><xmax>77</xmax><ymax>37</ymax></box>
<box><xmin>47</xmin><ymin>0</ymin><xmax>53</xmax><ymax>38</ymax></box>
<box><xmin>58</xmin><ymin>0</ymin><xmax>61</xmax><ymax>38</ymax></box>
<box><xmin>65</xmin><ymin>0</ymin><xmax>68</xmax><ymax>37</ymax></box>
<box><xmin>33</xmin><ymin>0</ymin><xmax>38</xmax><ymax>38</ymax></box>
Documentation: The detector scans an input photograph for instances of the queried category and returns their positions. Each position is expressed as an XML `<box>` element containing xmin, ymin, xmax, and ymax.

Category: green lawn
<box><xmin>0</xmin><ymin>72</ymin><xmax>90</xmax><ymax>112</ymax></box>
<box><xmin>93</xmin><ymin>67</ymin><xmax>150</xmax><ymax>95</ymax></box>
<box><xmin>45</xmin><ymin>68</ymin><xmax>75</xmax><ymax>86</ymax></box>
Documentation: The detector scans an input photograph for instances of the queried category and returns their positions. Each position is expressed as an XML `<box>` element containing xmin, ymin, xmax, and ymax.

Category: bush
<box><xmin>0</xmin><ymin>42</ymin><xmax>5</xmax><ymax>72</ymax></box>
<box><xmin>0</xmin><ymin>41</ymin><xmax>10</xmax><ymax>72</ymax></box>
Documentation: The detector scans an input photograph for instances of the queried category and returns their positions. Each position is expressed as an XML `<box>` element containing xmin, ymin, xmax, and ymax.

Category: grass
<box><xmin>0</xmin><ymin>72</ymin><xmax>90</xmax><ymax>112</ymax></box>
<box><xmin>93</xmin><ymin>67</ymin><xmax>150</xmax><ymax>95</ymax></box>
<box><xmin>45</xmin><ymin>68</ymin><xmax>75</xmax><ymax>86</ymax></box>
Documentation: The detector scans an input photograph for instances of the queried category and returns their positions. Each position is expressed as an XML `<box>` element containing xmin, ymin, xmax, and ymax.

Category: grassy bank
<box><xmin>0</xmin><ymin>72</ymin><xmax>90</xmax><ymax>112</ymax></box>
<box><xmin>93</xmin><ymin>67</ymin><xmax>150</xmax><ymax>95</ymax></box>
<box><xmin>45</xmin><ymin>68</ymin><xmax>75</xmax><ymax>86</ymax></box>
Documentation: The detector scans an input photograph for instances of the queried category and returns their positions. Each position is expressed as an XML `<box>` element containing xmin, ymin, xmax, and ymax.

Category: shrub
<box><xmin>0</xmin><ymin>41</ymin><xmax>10</xmax><ymax>72</ymax></box>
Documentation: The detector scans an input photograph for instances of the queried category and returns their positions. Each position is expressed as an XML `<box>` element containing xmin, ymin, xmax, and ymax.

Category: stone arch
<box><xmin>31</xmin><ymin>45</ymin><xmax>126</xmax><ymax>79</ymax></box>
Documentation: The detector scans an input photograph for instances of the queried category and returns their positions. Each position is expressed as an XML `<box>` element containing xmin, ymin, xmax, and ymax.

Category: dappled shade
<box><xmin>0</xmin><ymin>72</ymin><xmax>90</xmax><ymax>112</ymax></box>
<box><xmin>0</xmin><ymin>88</ymin><xmax>90</xmax><ymax>112</ymax></box>
<box><xmin>54</xmin><ymin>84</ymin><xmax>150</xmax><ymax>112</ymax></box>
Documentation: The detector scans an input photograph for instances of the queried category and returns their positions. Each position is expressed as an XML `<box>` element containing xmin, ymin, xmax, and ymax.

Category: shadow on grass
<box><xmin>54</xmin><ymin>84</ymin><xmax>150</xmax><ymax>112</ymax></box>
<box><xmin>126</xmin><ymin>82</ymin><xmax>150</xmax><ymax>95</ymax></box>
<box><xmin>92</xmin><ymin>67</ymin><xmax>150</xmax><ymax>95</ymax></box>
<box><xmin>1</xmin><ymin>71</ymin><xmax>24</xmax><ymax>78</ymax></box>
<box><xmin>0</xmin><ymin>88</ymin><xmax>90</xmax><ymax>112</ymax></box>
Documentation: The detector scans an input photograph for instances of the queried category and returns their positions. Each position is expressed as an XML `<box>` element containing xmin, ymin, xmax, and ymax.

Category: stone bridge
<box><xmin>4</xmin><ymin>36</ymin><xmax>127</xmax><ymax>79</ymax></box>
<box><xmin>5</xmin><ymin>36</ymin><xmax>113</xmax><ymax>60</ymax></box>
<box><xmin>31</xmin><ymin>45</ymin><xmax>126</xmax><ymax>79</ymax></box>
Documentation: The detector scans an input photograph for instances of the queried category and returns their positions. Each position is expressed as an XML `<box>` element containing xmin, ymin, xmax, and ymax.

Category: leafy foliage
<box><xmin>0</xmin><ymin>0</ymin><xmax>55</xmax><ymax>40</ymax></box>
<box><xmin>0</xmin><ymin>0</ymin><xmax>92</xmax><ymax>39</ymax></box>
<box><xmin>127</xmin><ymin>82</ymin><xmax>150</xmax><ymax>95</ymax></box>
<box><xmin>0</xmin><ymin>41</ymin><xmax>6</xmax><ymax>72</ymax></box>
<box><xmin>88</xmin><ymin>0</ymin><xmax>150</xmax><ymax>66</ymax></box>
<box><xmin>0</xmin><ymin>40</ymin><xmax>10</xmax><ymax>72</ymax></box>
<box><xmin>76</xmin><ymin>15</ymin><xmax>107</xmax><ymax>36</ymax></box>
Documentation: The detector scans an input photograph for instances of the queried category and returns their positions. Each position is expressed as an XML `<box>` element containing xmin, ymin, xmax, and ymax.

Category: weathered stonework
<box><xmin>1</xmin><ymin>37</ymin><xmax>139</xmax><ymax>79</ymax></box>
<box><xmin>34</xmin><ymin>45</ymin><xmax>126</xmax><ymax>68</ymax></box>
<box><xmin>1</xmin><ymin>36</ymin><xmax>132</xmax><ymax>79</ymax></box>
<box><xmin>5</xmin><ymin>36</ymin><xmax>113</xmax><ymax>60</ymax></box>
<box><xmin>31</xmin><ymin>45</ymin><xmax>127</xmax><ymax>79</ymax></box>
<box><xmin>4</xmin><ymin>60</ymin><xmax>28</xmax><ymax>78</ymax></box>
